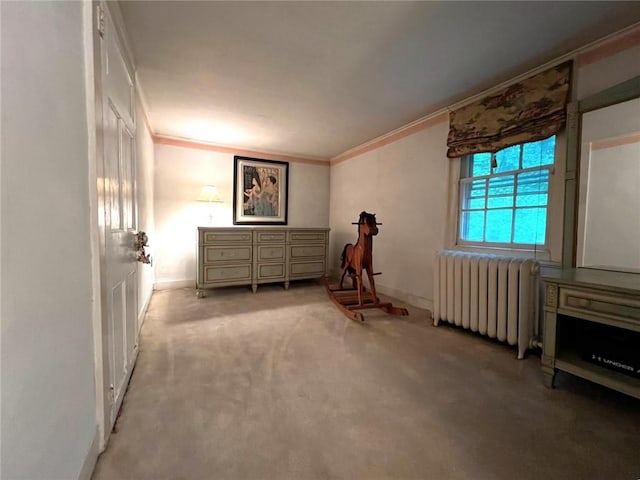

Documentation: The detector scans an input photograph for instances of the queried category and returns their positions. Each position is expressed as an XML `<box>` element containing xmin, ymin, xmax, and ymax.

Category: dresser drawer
<box><xmin>257</xmin><ymin>245</ymin><xmax>285</xmax><ymax>262</ymax></box>
<box><xmin>202</xmin><ymin>246</ymin><xmax>252</xmax><ymax>264</ymax></box>
<box><xmin>288</xmin><ymin>230</ymin><xmax>327</xmax><ymax>244</ymax></box>
<box><xmin>200</xmin><ymin>230</ymin><xmax>253</xmax><ymax>245</ymax></box>
<box><xmin>559</xmin><ymin>287</ymin><xmax>640</xmax><ymax>325</ymax></box>
<box><xmin>289</xmin><ymin>244</ymin><xmax>326</xmax><ymax>259</ymax></box>
<box><xmin>255</xmin><ymin>231</ymin><xmax>286</xmax><ymax>243</ymax></box>
<box><xmin>257</xmin><ymin>263</ymin><xmax>285</xmax><ymax>280</ymax></box>
<box><xmin>290</xmin><ymin>260</ymin><xmax>325</xmax><ymax>278</ymax></box>
<box><xmin>202</xmin><ymin>264</ymin><xmax>252</xmax><ymax>283</ymax></box>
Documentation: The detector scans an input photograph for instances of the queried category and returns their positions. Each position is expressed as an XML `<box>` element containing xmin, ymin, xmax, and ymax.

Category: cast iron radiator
<box><xmin>433</xmin><ymin>250</ymin><xmax>540</xmax><ymax>359</ymax></box>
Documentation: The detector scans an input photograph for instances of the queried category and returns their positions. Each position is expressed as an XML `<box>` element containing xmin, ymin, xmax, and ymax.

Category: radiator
<box><xmin>433</xmin><ymin>250</ymin><xmax>540</xmax><ymax>359</ymax></box>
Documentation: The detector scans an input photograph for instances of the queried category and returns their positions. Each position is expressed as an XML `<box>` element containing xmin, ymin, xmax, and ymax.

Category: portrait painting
<box><xmin>233</xmin><ymin>156</ymin><xmax>289</xmax><ymax>225</ymax></box>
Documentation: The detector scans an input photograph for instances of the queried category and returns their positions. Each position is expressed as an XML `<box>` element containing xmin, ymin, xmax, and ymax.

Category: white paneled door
<box><xmin>96</xmin><ymin>4</ymin><xmax>138</xmax><ymax>435</ymax></box>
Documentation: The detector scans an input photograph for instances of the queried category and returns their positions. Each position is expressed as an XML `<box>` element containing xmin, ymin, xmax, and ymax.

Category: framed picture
<box><xmin>233</xmin><ymin>156</ymin><xmax>289</xmax><ymax>225</ymax></box>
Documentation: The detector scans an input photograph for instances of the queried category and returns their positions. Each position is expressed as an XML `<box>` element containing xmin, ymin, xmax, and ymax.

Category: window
<box><xmin>458</xmin><ymin>136</ymin><xmax>556</xmax><ymax>247</ymax></box>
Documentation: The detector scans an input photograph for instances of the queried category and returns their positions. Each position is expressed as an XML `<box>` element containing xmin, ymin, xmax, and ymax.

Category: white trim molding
<box><xmin>78</xmin><ymin>428</ymin><xmax>100</xmax><ymax>480</ymax></box>
<box><xmin>155</xmin><ymin>279</ymin><xmax>195</xmax><ymax>290</ymax></box>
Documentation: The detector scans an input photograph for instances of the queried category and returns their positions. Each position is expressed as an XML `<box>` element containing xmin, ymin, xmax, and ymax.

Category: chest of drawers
<box><xmin>197</xmin><ymin>227</ymin><xmax>329</xmax><ymax>297</ymax></box>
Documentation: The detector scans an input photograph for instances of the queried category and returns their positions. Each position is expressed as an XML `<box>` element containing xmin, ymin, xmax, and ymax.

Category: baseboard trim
<box><xmin>138</xmin><ymin>287</ymin><xmax>153</xmax><ymax>331</ymax></box>
<box><xmin>376</xmin><ymin>283</ymin><xmax>433</xmax><ymax>312</ymax></box>
<box><xmin>78</xmin><ymin>427</ymin><xmax>99</xmax><ymax>480</ymax></box>
<box><xmin>155</xmin><ymin>279</ymin><xmax>194</xmax><ymax>290</ymax></box>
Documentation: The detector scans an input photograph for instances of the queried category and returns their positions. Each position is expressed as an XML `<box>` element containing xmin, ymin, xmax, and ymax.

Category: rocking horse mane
<box><xmin>340</xmin><ymin>243</ymin><xmax>355</xmax><ymax>274</ymax></box>
<box><xmin>355</xmin><ymin>211</ymin><xmax>377</xmax><ymax>226</ymax></box>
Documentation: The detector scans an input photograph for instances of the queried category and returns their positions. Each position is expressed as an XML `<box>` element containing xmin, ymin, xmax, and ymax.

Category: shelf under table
<box><xmin>555</xmin><ymin>350</ymin><xmax>640</xmax><ymax>399</ymax></box>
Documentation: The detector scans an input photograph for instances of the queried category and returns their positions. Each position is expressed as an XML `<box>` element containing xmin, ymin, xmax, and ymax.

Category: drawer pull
<box><xmin>208</xmin><ymin>234</ymin><xmax>250</xmax><ymax>242</ymax></box>
<box><xmin>568</xmin><ymin>296</ymin><xmax>590</xmax><ymax>308</ymax></box>
<box><xmin>577</xmin><ymin>298</ymin><xmax>590</xmax><ymax>308</ymax></box>
<box><xmin>260</xmin><ymin>234</ymin><xmax>284</xmax><ymax>241</ymax></box>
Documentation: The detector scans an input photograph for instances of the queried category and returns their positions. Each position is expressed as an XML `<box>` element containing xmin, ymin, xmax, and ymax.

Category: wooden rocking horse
<box><xmin>326</xmin><ymin>211</ymin><xmax>409</xmax><ymax>322</ymax></box>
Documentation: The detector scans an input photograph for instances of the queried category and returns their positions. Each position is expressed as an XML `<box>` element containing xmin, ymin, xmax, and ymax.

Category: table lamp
<box><xmin>197</xmin><ymin>185</ymin><xmax>223</xmax><ymax>224</ymax></box>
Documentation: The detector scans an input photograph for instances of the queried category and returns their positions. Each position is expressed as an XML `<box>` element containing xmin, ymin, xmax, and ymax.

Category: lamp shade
<box><xmin>197</xmin><ymin>185</ymin><xmax>223</xmax><ymax>203</ymax></box>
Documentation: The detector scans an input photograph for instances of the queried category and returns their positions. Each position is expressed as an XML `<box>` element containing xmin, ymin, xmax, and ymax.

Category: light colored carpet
<box><xmin>92</xmin><ymin>282</ymin><xmax>640</xmax><ymax>480</ymax></box>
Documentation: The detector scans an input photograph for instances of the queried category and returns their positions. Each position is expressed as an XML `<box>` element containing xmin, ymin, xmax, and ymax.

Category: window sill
<box><xmin>452</xmin><ymin>243</ymin><xmax>552</xmax><ymax>262</ymax></box>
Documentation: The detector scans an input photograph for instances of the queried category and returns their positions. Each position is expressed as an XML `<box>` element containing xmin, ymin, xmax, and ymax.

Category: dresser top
<box><xmin>198</xmin><ymin>226</ymin><xmax>329</xmax><ymax>231</ymax></box>
<box><xmin>542</xmin><ymin>268</ymin><xmax>640</xmax><ymax>295</ymax></box>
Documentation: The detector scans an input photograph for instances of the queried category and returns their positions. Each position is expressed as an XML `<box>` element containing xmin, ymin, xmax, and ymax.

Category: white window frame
<box><xmin>446</xmin><ymin>132</ymin><xmax>566</xmax><ymax>263</ymax></box>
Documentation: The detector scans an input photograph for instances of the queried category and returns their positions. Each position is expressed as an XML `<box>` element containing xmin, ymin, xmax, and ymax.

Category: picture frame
<box><xmin>233</xmin><ymin>155</ymin><xmax>289</xmax><ymax>225</ymax></box>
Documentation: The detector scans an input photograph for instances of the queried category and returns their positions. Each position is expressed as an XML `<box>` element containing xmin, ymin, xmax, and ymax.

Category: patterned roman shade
<box><xmin>446</xmin><ymin>61</ymin><xmax>572</xmax><ymax>158</ymax></box>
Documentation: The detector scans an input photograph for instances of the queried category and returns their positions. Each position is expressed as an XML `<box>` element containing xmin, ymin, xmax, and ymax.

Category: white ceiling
<box><xmin>119</xmin><ymin>1</ymin><xmax>640</xmax><ymax>160</ymax></box>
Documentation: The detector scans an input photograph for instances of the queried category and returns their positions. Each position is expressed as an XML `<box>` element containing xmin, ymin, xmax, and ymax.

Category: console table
<box><xmin>196</xmin><ymin>227</ymin><xmax>329</xmax><ymax>297</ymax></box>
<box><xmin>541</xmin><ymin>268</ymin><xmax>640</xmax><ymax>399</ymax></box>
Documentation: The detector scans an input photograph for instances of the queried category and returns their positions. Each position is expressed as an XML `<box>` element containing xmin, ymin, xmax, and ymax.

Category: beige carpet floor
<box><xmin>92</xmin><ymin>282</ymin><xmax>640</xmax><ymax>480</ymax></box>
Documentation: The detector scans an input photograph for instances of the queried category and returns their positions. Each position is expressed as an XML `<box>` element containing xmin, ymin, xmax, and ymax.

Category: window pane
<box><xmin>513</xmin><ymin>207</ymin><xmax>547</xmax><ymax>244</ymax></box>
<box><xmin>523</xmin><ymin>136</ymin><xmax>556</xmax><ymax>168</ymax></box>
<box><xmin>485</xmin><ymin>209</ymin><xmax>513</xmax><ymax>243</ymax></box>
<box><xmin>516</xmin><ymin>170</ymin><xmax>549</xmax><ymax>206</ymax></box>
<box><xmin>460</xmin><ymin>210</ymin><xmax>485</xmax><ymax>241</ymax></box>
<box><xmin>468</xmin><ymin>198</ymin><xmax>485</xmax><ymax>209</ymax></box>
<box><xmin>487</xmin><ymin>175</ymin><xmax>514</xmax><ymax>209</ymax></box>
<box><xmin>488</xmin><ymin>195</ymin><xmax>514</xmax><ymax>208</ymax></box>
<box><xmin>494</xmin><ymin>145</ymin><xmax>520</xmax><ymax>173</ymax></box>
<box><xmin>522</xmin><ymin>140</ymin><xmax>543</xmax><ymax>168</ymax></box>
<box><xmin>517</xmin><ymin>170</ymin><xmax>549</xmax><ymax>193</ymax></box>
<box><xmin>488</xmin><ymin>175</ymin><xmax>515</xmax><ymax>194</ymax></box>
<box><xmin>516</xmin><ymin>193</ymin><xmax>548</xmax><ymax>207</ymax></box>
<box><xmin>471</xmin><ymin>153</ymin><xmax>491</xmax><ymax>177</ymax></box>
<box><xmin>462</xmin><ymin>179</ymin><xmax>486</xmax><ymax>209</ymax></box>
<box><xmin>540</xmin><ymin>136</ymin><xmax>556</xmax><ymax>165</ymax></box>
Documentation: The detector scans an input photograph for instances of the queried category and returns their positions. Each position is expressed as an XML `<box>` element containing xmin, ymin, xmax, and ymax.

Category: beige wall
<box><xmin>1</xmin><ymin>3</ymin><xmax>157</xmax><ymax>478</ymax></box>
<box><xmin>1</xmin><ymin>2</ymin><xmax>97</xmax><ymax>478</ymax></box>
<box><xmin>329</xmin><ymin>33</ymin><xmax>640</xmax><ymax>311</ymax></box>
<box><xmin>580</xmin><ymin>141</ymin><xmax>640</xmax><ymax>270</ymax></box>
<box><xmin>330</xmin><ymin>121</ymin><xmax>449</xmax><ymax>309</ymax></box>
<box><xmin>135</xmin><ymin>102</ymin><xmax>156</xmax><ymax>326</ymax></box>
<box><xmin>577</xmin><ymin>98</ymin><xmax>640</xmax><ymax>271</ymax></box>
<box><xmin>154</xmin><ymin>144</ymin><xmax>330</xmax><ymax>288</ymax></box>
<box><xmin>576</xmin><ymin>42</ymin><xmax>640</xmax><ymax>100</ymax></box>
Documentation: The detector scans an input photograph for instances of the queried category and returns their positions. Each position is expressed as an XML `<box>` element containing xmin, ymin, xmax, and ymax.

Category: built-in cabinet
<box><xmin>196</xmin><ymin>227</ymin><xmax>329</xmax><ymax>296</ymax></box>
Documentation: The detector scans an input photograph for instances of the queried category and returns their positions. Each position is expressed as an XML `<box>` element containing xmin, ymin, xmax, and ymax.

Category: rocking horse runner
<box><xmin>326</xmin><ymin>211</ymin><xmax>409</xmax><ymax>322</ymax></box>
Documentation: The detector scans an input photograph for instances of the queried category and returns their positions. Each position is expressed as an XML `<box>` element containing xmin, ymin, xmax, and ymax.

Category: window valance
<box><xmin>446</xmin><ymin>61</ymin><xmax>572</xmax><ymax>158</ymax></box>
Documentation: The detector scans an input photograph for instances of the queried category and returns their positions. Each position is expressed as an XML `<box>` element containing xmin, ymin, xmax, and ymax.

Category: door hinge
<box><xmin>97</xmin><ymin>4</ymin><xmax>105</xmax><ymax>38</ymax></box>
